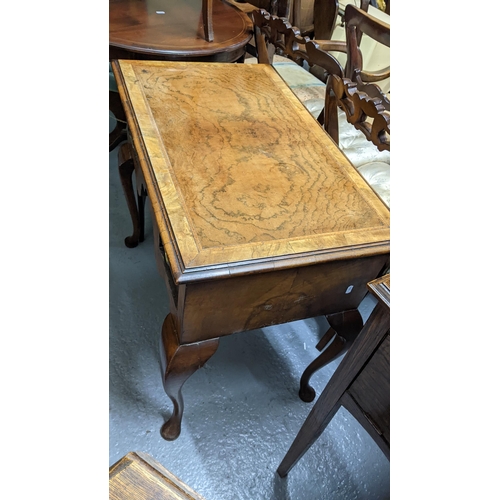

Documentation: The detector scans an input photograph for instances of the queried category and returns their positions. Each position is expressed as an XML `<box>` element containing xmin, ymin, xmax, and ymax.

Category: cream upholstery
<box><xmin>245</xmin><ymin>55</ymin><xmax>390</xmax><ymax>207</ymax></box>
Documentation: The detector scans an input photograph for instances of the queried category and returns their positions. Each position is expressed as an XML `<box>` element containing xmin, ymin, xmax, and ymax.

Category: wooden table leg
<box><xmin>159</xmin><ymin>313</ymin><xmax>219</xmax><ymax>441</ymax></box>
<box><xmin>110</xmin><ymin>90</ymin><xmax>127</xmax><ymax>152</ymax></box>
<box><xmin>299</xmin><ymin>309</ymin><xmax>363</xmax><ymax>402</ymax></box>
<box><xmin>118</xmin><ymin>143</ymin><xmax>142</xmax><ymax>248</ymax></box>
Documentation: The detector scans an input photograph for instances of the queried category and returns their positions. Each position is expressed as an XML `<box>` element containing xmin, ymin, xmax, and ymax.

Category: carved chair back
<box><xmin>344</xmin><ymin>3</ymin><xmax>389</xmax><ymax>102</ymax></box>
<box><xmin>252</xmin><ymin>9</ymin><xmax>342</xmax><ymax>78</ymax></box>
<box><xmin>312</xmin><ymin>6</ymin><xmax>389</xmax><ymax>151</ymax></box>
<box><xmin>252</xmin><ymin>8</ymin><xmax>389</xmax><ymax>151</ymax></box>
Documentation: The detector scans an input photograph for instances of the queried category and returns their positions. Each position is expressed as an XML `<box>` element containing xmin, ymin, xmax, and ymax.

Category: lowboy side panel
<box><xmin>178</xmin><ymin>254</ymin><xmax>388</xmax><ymax>343</ymax></box>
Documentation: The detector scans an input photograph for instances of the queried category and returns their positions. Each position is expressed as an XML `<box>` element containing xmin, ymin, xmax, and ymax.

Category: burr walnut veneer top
<box><xmin>113</xmin><ymin>60</ymin><xmax>390</xmax><ymax>283</ymax></box>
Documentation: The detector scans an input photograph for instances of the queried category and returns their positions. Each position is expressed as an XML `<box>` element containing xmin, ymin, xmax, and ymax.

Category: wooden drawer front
<box><xmin>348</xmin><ymin>334</ymin><xmax>390</xmax><ymax>443</ymax></box>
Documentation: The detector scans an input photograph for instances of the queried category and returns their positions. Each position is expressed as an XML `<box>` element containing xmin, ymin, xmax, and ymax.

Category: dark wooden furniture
<box><xmin>112</xmin><ymin>59</ymin><xmax>390</xmax><ymax>441</ymax></box>
<box><xmin>308</xmin><ymin>4</ymin><xmax>391</xmax><ymax>157</ymax></box>
<box><xmin>110</xmin><ymin>451</ymin><xmax>207</xmax><ymax>499</ymax></box>
<box><xmin>277</xmin><ymin>273</ymin><xmax>390</xmax><ymax>477</ymax></box>
<box><xmin>109</xmin><ymin>0</ymin><xmax>253</xmax><ymax>63</ymax></box>
<box><xmin>109</xmin><ymin>0</ymin><xmax>254</xmax><ymax>154</ymax></box>
<box><xmin>227</xmin><ymin>0</ymin><xmax>292</xmax><ymax>18</ymax></box>
<box><xmin>312</xmin><ymin>0</ymin><xmax>371</xmax><ymax>39</ymax></box>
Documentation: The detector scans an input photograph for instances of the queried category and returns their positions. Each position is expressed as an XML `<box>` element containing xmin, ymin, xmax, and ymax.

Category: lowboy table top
<box><xmin>113</xmin><ymin>60</ymin><xmax>390</xmax><ymax>283</ymax></box>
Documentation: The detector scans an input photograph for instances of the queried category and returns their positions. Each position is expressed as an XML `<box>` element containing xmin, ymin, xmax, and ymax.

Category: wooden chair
<box><xmin>278</xmin><ymin>274</ymin><xmax>390</xmax><ymax>476</ymax></box>
<box><xmin>319</xmin><ymin>4</ymin><xmax>390</xmax><ymax>145</ymax></box>
<box><xmin>286</xmin><ymin>0</ymin><xmax>389</xmax><ymax>98</ymax></box>
<box><xmin>316</xmin><ymin>0</ymin><xmax>390</xmax><ymax>95</ymax></box>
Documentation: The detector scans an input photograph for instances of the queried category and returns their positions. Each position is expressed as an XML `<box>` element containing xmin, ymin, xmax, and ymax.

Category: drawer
<box><xmin>348</xmin><ymin>334</ymin><xmax>390</xmax><ymax>443</ymax></box>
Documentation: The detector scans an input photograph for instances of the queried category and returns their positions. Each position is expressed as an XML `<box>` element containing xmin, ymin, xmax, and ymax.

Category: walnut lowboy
<box><xmin>112</xmin><ymin>60</ymin><xmax>390</xmax><ymax>440</ymax></box>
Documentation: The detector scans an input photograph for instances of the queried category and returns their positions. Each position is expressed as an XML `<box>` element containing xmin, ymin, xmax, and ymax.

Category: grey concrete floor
<box><xmin>109</xmin><ymin>120</ymin><xmax>390</xmax><ymax>499</ymax></box>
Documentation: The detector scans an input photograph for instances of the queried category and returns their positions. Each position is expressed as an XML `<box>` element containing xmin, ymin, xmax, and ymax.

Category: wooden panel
<box><xmin>180</xmin><ymin>254</ymin><xmax>388</xmax><ymax>342</ymax></box>
<box><xmin>114</xmin><ymin>60</ymin><xmax>390</xmax><ymax>282</ymax></box>
<box><xmin>348</xmin><ymin>334</ymin><xmax>390</xmax><ymax>442</ymax></box>
<box><xmin>109</xmin><ymin>451</ymin><xmax>206</xmax><ymax>500</ymax></box>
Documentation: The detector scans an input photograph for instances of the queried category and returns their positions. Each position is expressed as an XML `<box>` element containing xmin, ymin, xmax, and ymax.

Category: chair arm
<box><xmin>313</xmin><ymin>40</ymin><xmax>347</xmax><ymax>53</ymax></box>
<box><xmin>359</xmin><ymin>66</ymin><xmax>390</xmax><ymax>83</ymax></box>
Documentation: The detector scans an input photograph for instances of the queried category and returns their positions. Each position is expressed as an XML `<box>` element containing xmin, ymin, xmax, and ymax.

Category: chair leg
<box><xmin>298</xmin><ymin>309</ymin><xmax>363</xmax><ymax>402</ymax></box>
<box><xmin>277</xmin><ymin>399</ymin><xmax>343</xmax><ymax>477</ymax></box>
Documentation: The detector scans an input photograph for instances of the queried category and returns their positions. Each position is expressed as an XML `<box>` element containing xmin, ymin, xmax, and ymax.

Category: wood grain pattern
<box><xmin>367</xmin><ymin>272</ymin><xmax>390</xmax><ymax>308</ymax></box>
<box><xmin>109</xmin><ymin>0</ymin><xmax>252</xmax><ymax>61</ymax></box>
<box><xmin>348</xmin><ymin>333</ymin><xmax>390</xmax><ymax>442</ymax></box>
<box><xmin>179</xmin><ymin>254</ymin><xmax>387</xmax><ymax>342</ymax></box>
<box><xmin>110</xmin><ymin>451</ymin><xmax>207</xmax><ymax>499</ymax></box>
<box><xmin>113</xmin><ymin>60</ymin><xmax>389</xmax><ymax>284</ymax></box>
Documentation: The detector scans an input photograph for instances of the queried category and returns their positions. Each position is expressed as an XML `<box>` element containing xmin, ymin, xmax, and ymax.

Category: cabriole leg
<box><xmin>159</xmin><ymin>314</ymin><xmax>219</xmax><ymax>441</ymax></box>
<box><xmin>299</xmin><ymin>309</ymin><xmax>363</xmax><ymax>402</ymax></box>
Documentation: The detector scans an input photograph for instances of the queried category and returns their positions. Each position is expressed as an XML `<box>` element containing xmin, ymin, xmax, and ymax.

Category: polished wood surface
<box><xmin>114</xmin><ymin>61</ymin><xmax>389</xmax><ymax>281</ymax></box>
<box><xmin>277</xmin><ymin>274</ymin><xmax>390</xmax><ymax>477</ymax></box>
<box><xmin>368</xmin><ymin>272</ymin><xmax>390</xmax><ymax>307</ymax></box>
<box><xmin>110</xmin><ymin>451</ymin><xmax>207</xmax><ymax>499</ymax></box>
<box><xmin>113</xmin><ymin>60</ymin><xmax>390</xmax><ymax>440</ymax></box>
<box><xmin>109</xmin><ymin>0</ymin><xmax>253</xmax><ymax>62</ymax></box>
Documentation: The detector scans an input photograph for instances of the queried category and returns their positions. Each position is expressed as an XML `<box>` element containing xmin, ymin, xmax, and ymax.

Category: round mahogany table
<box><xmin>109</xmin><ymin>0</ymin><xmax>254</xmax><ymax>63</ymax></box>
